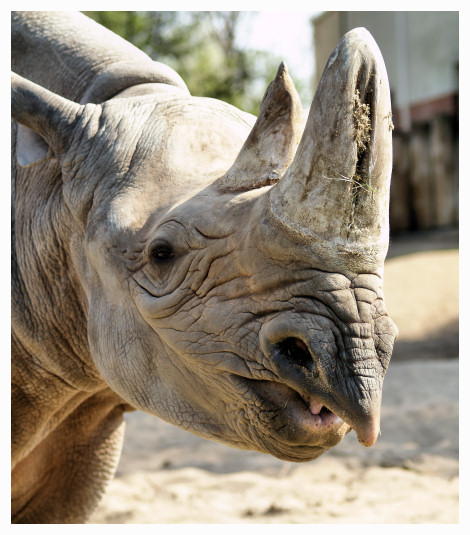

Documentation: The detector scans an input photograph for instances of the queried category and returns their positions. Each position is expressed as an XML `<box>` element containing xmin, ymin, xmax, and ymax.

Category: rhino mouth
<box><xmin>239</xmin><ymin>376</ymin><xmax>348</xmax><ymax>461</ymax></box>
<box><xmin>233</xmin><ymin>341</ymin><xmax>348</xmax><ymax>460</ymax></box>
<box><xmin>227</xmin><ymin>334</ymin><xmax>352</xmax><ymax>460</ymax></box>
<box><xmin>249</xmin><ymin>377</ymin><xmax>344</xmax><ymax>434</ymax></box>
<box><xmin>269</xmin><ymin>337</ymin><xmax>340</xmax><ymax>422</ymax></box>
<box><xmin>303</xmin><ymin>398</ymin><xmax>337</xmax><ymax>423</ymax></box>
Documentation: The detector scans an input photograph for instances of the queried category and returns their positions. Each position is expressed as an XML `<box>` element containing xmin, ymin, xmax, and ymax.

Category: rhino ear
<box><xmin>16</xmin><ymin>124</ymin><xmax>50</xmax><ymax>167</ymax></box>
<box><xmin>217</xmin><ymin>63</ymin><xmax>305</xmax><ymax>192</ymax></box>
<box><xmin>11</xmin><ymin>72</ymin><xmax>83</xmax><ymax>162</ymax></box>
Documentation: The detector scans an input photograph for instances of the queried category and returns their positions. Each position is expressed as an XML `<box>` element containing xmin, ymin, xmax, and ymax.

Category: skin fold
<box><xmin>11</xmin><ymin>11</ymin><xmax>397</xmax><ymax>523</ymax></box>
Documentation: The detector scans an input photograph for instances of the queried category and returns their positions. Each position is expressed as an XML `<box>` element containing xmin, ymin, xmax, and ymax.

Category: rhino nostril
<box><xmin>275</xmin><ymin>337</ymin><xmax>313</xmax><ymax>370</ymax></box>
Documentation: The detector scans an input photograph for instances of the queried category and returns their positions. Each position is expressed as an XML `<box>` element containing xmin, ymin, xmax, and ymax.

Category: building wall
<box><xmin>313</xmin><ymin>11</ymin><xmax>459</xmax><ymax>129</ymax></box>
<box><xmin>403</xmin><ymin>12</ymin><xmax>458</xmax><ymax>106</ymax></box>
<box><xmin>312</xmin><ymin>11</ymin><xmax>459</xmax><ymax>233</ymax></box>
<box><xmin>313</xmin><ymin>12</ymin><xmax>342</xmax><ymax>90</ymax></box>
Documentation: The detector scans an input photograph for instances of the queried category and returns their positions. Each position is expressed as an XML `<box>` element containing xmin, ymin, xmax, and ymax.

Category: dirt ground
<box><xmin>89</xmin><ymin>228</ymin><xmax>459</xmax><ymax>524</ymax></box>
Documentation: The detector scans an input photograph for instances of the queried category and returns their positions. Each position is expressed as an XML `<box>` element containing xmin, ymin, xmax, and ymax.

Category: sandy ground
<box><xmin>89</xmin><ymin>228</ymin><xmax>459</xmax><ymax>524</ymax></box>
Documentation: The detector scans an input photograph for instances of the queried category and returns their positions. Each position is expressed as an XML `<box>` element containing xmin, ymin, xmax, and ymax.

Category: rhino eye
<box><xmin>150</xmin><ymin>242</ymin><xmax>175</xmax><ymax>264</ymax></box>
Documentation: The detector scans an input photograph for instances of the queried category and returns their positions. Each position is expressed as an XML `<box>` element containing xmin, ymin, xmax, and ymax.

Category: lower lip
<box><xmin>288</xmin><ymin>401</ymin><xmax>344</xmax><ymax>438</ymax></box>
<box><xmin>306</xmin><ymin>407</ymin><xmax>343</xmax><ymax>428</ymax></box>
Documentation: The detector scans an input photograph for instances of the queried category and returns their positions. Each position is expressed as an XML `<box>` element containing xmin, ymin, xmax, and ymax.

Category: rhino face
<box><xmin>12</xmin><ymin>28</ymin><xmax>397</xmax><ymax>462</ymax></box>
<box><xmin>83</xmin><ymin>181</ymin><xmax>395</xmax><ymax>461</ymax></box>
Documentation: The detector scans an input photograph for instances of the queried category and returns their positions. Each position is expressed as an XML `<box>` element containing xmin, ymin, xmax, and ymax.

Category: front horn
<box><xmin>269</xmin><ymin>28</ymin><xmax>394</xmax><ymax>271</ymax></box>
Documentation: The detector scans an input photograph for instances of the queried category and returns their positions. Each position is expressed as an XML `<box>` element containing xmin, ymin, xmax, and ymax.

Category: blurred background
<box><xmin>85</xmin><ymin>11</ymin><xmax>459</xmax><ymax>524</ymax></box>
<box><xmin>85</xmin><ymin>10</ymin><xmax>459</xmax><ymax>236</ymax></box>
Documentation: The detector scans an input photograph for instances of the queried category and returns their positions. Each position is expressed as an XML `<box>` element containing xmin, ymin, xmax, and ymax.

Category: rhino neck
<box><xmin>11</xmin><ymin>142</ymin><xmax>130</xmax><ymax>475</ymax></box>
<box><xmin>11</xmin><ymin>155</ymin><xmax>103</xmax><ymax>392</ymax></box>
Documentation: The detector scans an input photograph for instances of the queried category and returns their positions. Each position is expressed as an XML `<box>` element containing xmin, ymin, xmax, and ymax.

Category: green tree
<box><xmin>83</xmin><ymin>11</ymin><xmax>292</xmax><ymax>116</ymax></box>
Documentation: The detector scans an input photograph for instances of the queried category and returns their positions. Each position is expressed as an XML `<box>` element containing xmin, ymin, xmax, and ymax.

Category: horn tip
<box><xmin>343</xmin><ymin>27</ymin><xmax>381</xmax><ymax>52</ymax></box>
<box><xmin>346</xmin><ymin>26</ymin><xmax>372</xmax><ymax>37</ymax></box>
<box><xmin>276</xmin><ymin>61</ymin><xmax>288</xmax><ymax>78</ymax></box>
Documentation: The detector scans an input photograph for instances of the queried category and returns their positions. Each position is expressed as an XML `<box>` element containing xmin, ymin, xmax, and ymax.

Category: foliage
<box><xmin>83</xmin><ymin>11</ymin><xmax>296</xmax><ymax>116</ymax></box>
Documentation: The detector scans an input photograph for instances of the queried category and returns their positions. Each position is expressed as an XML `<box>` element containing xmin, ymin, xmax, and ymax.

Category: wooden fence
<box><xmin>389</xmin><ymin>115</ymin><xmax>458</xmax><ymax>234</ymax></box>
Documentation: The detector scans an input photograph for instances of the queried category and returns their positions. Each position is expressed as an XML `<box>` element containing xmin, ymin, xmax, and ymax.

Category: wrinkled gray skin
<box><xmin>11</xmin><ymin>11</ymin><xmax>397</xmax><ymax>523</ymax></box>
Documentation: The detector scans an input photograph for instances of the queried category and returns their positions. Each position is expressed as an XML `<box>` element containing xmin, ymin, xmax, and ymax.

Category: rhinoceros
<box><xmin>11</xmin><ymin>11</ymin><xmax>397</xmax><ymax>523</ymax></box>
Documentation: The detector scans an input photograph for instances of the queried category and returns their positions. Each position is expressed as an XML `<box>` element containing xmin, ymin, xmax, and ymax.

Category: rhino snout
<box><xmin>259</xmin><ymin>315</ymin><xmax>382</xmax><ymax>448</ymax></box>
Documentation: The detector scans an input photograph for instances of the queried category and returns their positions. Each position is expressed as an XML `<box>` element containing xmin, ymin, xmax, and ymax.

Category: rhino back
<box><xmin>11</xmin><ymin>11</ymin><xmax>188</xmax><ymax>104</ymax></box>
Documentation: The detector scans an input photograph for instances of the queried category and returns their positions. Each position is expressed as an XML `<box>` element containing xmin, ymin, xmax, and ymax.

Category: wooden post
<box><xmin>390</xmin><ymin>133</ymin><xmax>412</xmax><ymax>232</ymax></box>
<box><xmin>430</xmin><ymin>115</ymin><xmax>458</xmax><ymax>227</ymax></box>
<box><xmin>409</xmin><ymin>125</ymin><xmax>434</xmax><ymax>229</ymax></box>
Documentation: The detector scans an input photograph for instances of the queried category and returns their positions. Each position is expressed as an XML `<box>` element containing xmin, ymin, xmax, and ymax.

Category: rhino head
<box><xmin>12</xmin><ymin>28</ymin><xmax>397</xmax><ymax>462</ymax></box>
